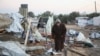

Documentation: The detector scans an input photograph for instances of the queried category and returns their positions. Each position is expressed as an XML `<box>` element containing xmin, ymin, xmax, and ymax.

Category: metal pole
<box><xmin>95</xmin><ymin>1</ymin><xmax>97</xmax><ymax>13</ymax></box>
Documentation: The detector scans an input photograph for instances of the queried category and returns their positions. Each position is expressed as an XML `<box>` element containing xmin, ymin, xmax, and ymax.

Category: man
<box><xmin>52</xmin><ymin>19</ymin><xmax>66</xmax><ymax>52</ymax></box>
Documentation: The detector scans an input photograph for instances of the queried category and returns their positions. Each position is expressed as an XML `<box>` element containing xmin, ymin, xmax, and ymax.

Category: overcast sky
<box><xmin>0</xmin><ymin>0</ymin><xmax>100</xmax><ymax>15</ymax></box>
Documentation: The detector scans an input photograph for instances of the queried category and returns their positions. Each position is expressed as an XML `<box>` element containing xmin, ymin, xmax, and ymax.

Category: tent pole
<box><xmin>24</xmin><ymin>19</ymin><xmax>31</xmax><ymax>46</ymax></box>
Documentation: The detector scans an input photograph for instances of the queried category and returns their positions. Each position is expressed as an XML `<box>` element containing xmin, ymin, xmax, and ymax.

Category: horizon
<box><xmin>0</xmin><ymin>0</ymin><xmax>100</xmax><ymax>15</ymax></box>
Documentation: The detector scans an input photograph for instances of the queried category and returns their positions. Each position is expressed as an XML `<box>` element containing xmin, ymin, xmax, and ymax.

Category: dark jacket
<box><xmin>52</xmin><ymin>23</ymin><xmax>66</xmax><ymax>38</ymax></box>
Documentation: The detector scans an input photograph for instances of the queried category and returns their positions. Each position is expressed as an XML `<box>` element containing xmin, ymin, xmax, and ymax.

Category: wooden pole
<box><xmin>24</xmin><ymin>19</ymin><xmax>31</xmax><ymax>46</ymax></box>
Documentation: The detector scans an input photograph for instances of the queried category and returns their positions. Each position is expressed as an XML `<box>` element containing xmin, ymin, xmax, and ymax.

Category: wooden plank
<box><xmin>24</xmin><ymin>19</ymin><xmax>32</xmax><ymax>46</ymax></box>
<box><xmin>67</xmin><ymin>48</ymin><xmax>87</xmax><ymax>56</ymax></box>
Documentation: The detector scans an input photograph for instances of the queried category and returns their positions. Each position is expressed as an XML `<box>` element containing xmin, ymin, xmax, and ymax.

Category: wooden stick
<box><xmin>24</xmin><ymin>19</ymin><xmax>31</xmax><ymax>46</ymax></box>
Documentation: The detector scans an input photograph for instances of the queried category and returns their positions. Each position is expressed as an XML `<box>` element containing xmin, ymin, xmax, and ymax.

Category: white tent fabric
<box><xmin>76</xmin><ymin>32</ymin><xmax>92</xmax><ymax>44</ymax></box>
<box><xmin>90</xmin><ymin>32</ymin><xmax>100</xmax><ymax>38</ymax></box>
<box><xmin>66</xmin><ymin>29</ymin><xmax>92</xmax><ymax>44</ymax></box>
<box><xmin>75</xmin><ymin>17</ymin><xmax>88</xmax><ymax>27</ymax></box>
<box><xmin>93</xmin><ymin>16</ymin><xmax>100</xmax><ymax>26</ymax></box>
<box><xmin>32</xmin><ymin>29</ymin><xmax>50</xmax><ymax>41</ymax></box>
<box><xmin>77</xmin><ymin>19</ymin><xmax>87</xmax><ymax>27</ymax></box>
<box><xmin>6</xmin><ymin>13</ymin><xmax>24</xmax><ymax>33</ymax></box>
<box><xmin>0</xmin><ymin>41</ymin><xmax>29</xmax><ymax>56</ymax></box>
<box><xmin>45</xmin><ymin>16</ymin><xmax>54</xmax><ymax>35</ymax></box>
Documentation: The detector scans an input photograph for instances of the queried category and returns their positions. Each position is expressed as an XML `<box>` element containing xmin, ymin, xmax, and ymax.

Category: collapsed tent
<box><xmin>67</xmin><ymin>29</ymin><xmax>93</xmax><ymax>47</ymax></box>
<box><xmin>6</xmin><ymin>13</ymin><xmax>24</xmax><ymax>33</ymax></box>
<box><xmin>67</xmin><ymin>29</ymin><xmax>79</xmax><ymax>37</ymax></box>
<box><xmin>0</xmin><ymin>14</ymin><xmax>12</xmax><ymax>29</ymax></box>
<box><xmin>0</xmin><ymin>41</ymin><xmax>29</xmax><ymax>56</ymax></box>
<box><xmin>30</xmin><ymin>28</ymin><xmax>50</xmax><ymax>42</ymax></box>
<box><xmin>37</xmin><ymin>16</ymin><xmax>54</xmax><ymax>35</ymax></box>
<box><xmin>90</xmin><ymin>31</ymin><xmax>100</xmax><ymax>38</ymax></box>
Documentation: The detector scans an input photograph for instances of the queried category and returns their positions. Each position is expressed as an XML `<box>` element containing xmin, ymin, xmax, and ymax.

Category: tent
<box><xmin>93</xmin><ymin>16</ymin><xmax>100</xmax><ymax>26</ymax></box>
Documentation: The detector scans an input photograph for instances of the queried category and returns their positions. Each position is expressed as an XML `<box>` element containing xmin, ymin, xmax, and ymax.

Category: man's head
<box><xmin>55</xmin><ymin>19</ymin><xmax>61</xmax><ymax>26</ymax></box>
<box><xmin>55</xmin><ymin>19</ymin><xmax>61</xmax><ymax>23</ymax></box>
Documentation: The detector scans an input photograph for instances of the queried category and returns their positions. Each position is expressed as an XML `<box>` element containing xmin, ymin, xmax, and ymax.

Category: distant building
<box><xmin>19</xmin><ymin>4</ymin><xmax>28</xmax><ymax>18</ymax></box>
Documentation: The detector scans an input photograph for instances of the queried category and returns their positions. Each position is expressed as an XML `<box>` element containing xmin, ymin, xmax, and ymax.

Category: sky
<box><xmin>0</xmin><ymin>0</ymin><xmax>100</xmax><ymax>15</ymax></box>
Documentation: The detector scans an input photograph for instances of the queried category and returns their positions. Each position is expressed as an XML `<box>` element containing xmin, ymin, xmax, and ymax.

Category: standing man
<box><xmin>52</xmin><ymin>19</ymin><xmax>66</xmax><ymax>52</ymax></box>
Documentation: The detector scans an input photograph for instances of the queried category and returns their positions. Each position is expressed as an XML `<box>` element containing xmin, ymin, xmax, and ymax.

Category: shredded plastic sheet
<box><xmin>6</xmin><ymin>13</ymin><xmax>24</xmax><ymax>33</ymax></box>
<box><xmin>0</xmin><ymin>41</ymin><xmax>29</xmax><ymax>56</ymax></box>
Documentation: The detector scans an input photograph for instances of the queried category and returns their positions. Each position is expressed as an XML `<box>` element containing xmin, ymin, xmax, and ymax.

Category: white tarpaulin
<box><xmin>77</xmin><ymin>19</ymin><xmax>87</xmax><ymax>27</ymax></box>
<box><xmin>76</xmin><ymin>32</ymin><xmax>92</xmax><ymax>44</ymax></box>
<box><xmin>0</xmin><ymin>41</ymin><xmax>29</xmax><ymax>56</ymax></box>
<box><xmin>32</xmin><ymin>29</ymin><xmax>50</xmax><ymax>41</ymax></box>
<box><xmin>76</xmin><ymin>17</ymin><xmax>88</xmax><ymax>27</ymax></box>
<box><xmin>90</xmin><ymin>32</ymin><xmax>100</xmax><ymax>38</ymax></box>
<box><xmin>67</xmin><ymin>29</ymin><xmax>92</xmax><ymax>44</ymax></box>
<box><xmin>6</xmin><ymin>13</ymin><xmax>24</xmax><ymax>33</ymax></box>
<box><xmin>93</xmin><ymin>16</ymin><xmax>100</xmax><ymax>26</ymax></box>
<box><xmin>45</xmin><ymin>16</ymin><xmax>54</xmax><ymax>35</ymax></box>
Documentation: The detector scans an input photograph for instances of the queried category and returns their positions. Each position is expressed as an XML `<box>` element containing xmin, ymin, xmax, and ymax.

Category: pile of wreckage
<box><xmin>0</xmin><ymin>13</ymin><xmax>100</xmax><ymax>56</ymax></box>
<box><xmin>0</xmin><ymin>13</ymin><xmax>53</xmax><ymax>56</ymax></box>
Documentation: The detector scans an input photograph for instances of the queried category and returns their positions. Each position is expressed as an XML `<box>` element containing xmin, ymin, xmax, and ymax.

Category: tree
<box><xmin>87</xmin><ymin>13</ymin><xmax>100</xmax><ymax>18</ymax></box>
<box><xmin>28</xmin><ymin>11</ymin><xmax>35</xmax><ymax>18</ymax></box>
<box><xmin>41</xmin><ymin>11</ymin><xmax>53</xmax><ymax>17</ymax></box>
<box><xmin>62</xmin><ymin>15</ymin><xmax>69</xmax><ymax>23</ymax></box>
<box><xmin>53</xmin><ymin>15</ymin><xmax>58</xmax><ymax>21</ymax></box>
<box><xmin>58</xmin><ymin>14</ymin><xmax>69</xmax><ymax>23</ymax></box>
<box><xmin>69</xmin><ymin>12</ymin><xmax>80</xmax><ymax>21</ymax></box>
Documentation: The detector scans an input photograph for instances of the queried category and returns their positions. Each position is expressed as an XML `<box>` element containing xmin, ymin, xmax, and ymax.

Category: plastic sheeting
<box><xmin>76</xmin><ymin>17</ymin><xmax>88</xmax><ymax>27</ymax></box>
<box><xmin>32</xmin><ymin>29</ymin><xmax>50</xmax><ymax>41</ymax></box>
<box><xmin>76</xmin><ymin>32</ymin><xmax>92</xmax><ymax>44</ymax></box>
<box><xmin>0</xmin><ymin>41</ymin><xmax>29</xmax><ymax>56</ymax></box>
<box><xmin>90</xmin><ymin>32</ymin><xmax>100</xmax><ymax>38</ymax></box>
<box><xmin>66</xmin><ymin>29</ymin><xmax>79</xmax><ymax>37</ymax></box>
<box><xmin>6</xmin><ymin>13</ymin><xmax>24</xmax><ymax>33</ymax></box>
<box><xmin>93</xmin><ymin>16</ymin><xmax>100</xmax><ymax>26</ymax></box>
<box><xmin>66</xmin><ymin>29</ymin><xmax>92</xmax><ymax>44</ymax></box>
<box><xmin>45</xmin><ymin>16</ymin><xmax>54</xmax><ymax>35</ymax></box>
<box><xmin>77</xmin><ymin>19</ymin><xmax>87</xmax><ymax>27</ymax></box>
